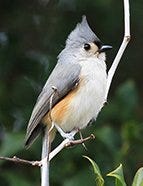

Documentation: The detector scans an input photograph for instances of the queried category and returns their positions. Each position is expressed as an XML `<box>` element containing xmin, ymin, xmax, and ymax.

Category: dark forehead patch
<box><xmin>94</xmin><ymin>40</ymin><xmax>102</xmax><ymax>49</ymax></box>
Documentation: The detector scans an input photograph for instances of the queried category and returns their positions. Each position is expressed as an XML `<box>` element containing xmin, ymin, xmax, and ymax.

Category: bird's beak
<box><xmin>99</xmin><ymin>45</ymin><xmax>112</xmax><ymax>53</ymax></box>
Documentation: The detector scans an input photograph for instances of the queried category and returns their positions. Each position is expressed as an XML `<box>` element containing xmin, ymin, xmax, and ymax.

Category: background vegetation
<box><xmin>0</xmin><ymin>0</ymin><xmax>143</xmax><ymax>185</ymax></box>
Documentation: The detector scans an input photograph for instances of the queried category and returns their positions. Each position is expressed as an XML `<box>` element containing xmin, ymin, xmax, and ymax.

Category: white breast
<box><xmin>60</xmin><ymin>57</ymin><xmax>107</xmax><ymax>132</ymax></box>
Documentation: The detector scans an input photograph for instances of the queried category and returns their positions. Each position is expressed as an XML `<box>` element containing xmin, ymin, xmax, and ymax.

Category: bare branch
<box><xmin>105</xmin><ymin>0</ymin><xmax>131</xmax><ymax>100</ymax></box>
<box><xmin>49</xmin><ymin>134</ymin><xmax>95</xmax><ymax>161</ymax></box>
<box><xmin>65</xmin><ymin>134</ymin><xmax>95</xmax><ymax>147</ymax></box>
<box><xmin>0</xmin><ymin>134</ymin><xmax>95</xmax><ymax>167</ymax></box>
<box><xmin>41</xmin><ymin>128</ymin><xmax>50</xmax><ymax>186</ymax></box>
<box><xmin>41</xmin><ymin>86</ymin><xmax>58</xmax><ymax>186</ymax></box>
<box><xmin>0</xmin><ymin>156</ymin><xmax>41</xmax><ymax>167</ymax></box>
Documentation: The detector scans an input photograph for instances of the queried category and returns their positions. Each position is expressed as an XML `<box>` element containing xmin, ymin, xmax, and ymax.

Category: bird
<box><xmin>25</xmin><ymin>16</ymin><xmax>112</xmax><ymax>149</ymax></box>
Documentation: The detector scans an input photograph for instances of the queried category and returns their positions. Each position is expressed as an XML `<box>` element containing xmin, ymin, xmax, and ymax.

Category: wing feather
<box><xmin>25</xmin><ymin>62</ymin><xmax>81</xmax><ymax>148</ymax></box>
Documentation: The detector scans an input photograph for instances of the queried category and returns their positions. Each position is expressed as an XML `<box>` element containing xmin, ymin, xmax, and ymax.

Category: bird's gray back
<box><xmin>25</xmin><ymin>61</ymin><xmax>81</xmax><ymax>148</ymax></box>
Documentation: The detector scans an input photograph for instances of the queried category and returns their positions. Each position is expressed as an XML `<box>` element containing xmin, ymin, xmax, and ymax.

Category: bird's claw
<box><xmin>54</xmin><ymin>124</ymin><xmax>78</xmax><ymax>140</ymax></box>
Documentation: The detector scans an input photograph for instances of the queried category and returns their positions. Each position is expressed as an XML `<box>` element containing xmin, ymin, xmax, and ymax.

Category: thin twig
<box><xmin>65</xmin><ymin>134</ymin><xmax>95</xmax><ymax>147</ymax></box>
<box><xmin>48</xmin><ymin>86</ymin><xmax>58</xmax><ymax>123</ymax></box>
<box><xmin>0</xmin><ymin>134</ymin><xmax>95</xmax><ymax>166</ymax></box>
<box><xmin>78</xmin><ymin>130</ymin><xmax>88</xmax><ymax>151</ymax></box>
<box><xmin>105</xmin><ymin>0</ymin><xmax>130</xmax><ymax>100</ymax></box>
<box><xmin>0</xmin><ymin>156</ymin><xmax>41</xmax><ymax>167</ymax></box>
<box><xmin>49</xmin><ymin>134</ymin><xmax>95</xmax><ymax>161</ymax></box>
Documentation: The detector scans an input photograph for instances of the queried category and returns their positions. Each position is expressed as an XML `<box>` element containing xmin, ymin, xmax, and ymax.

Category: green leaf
<box><xmin>83</xmin><ymin>156</ymin><xmax>104</xmax><ymax>186</ymax></box>
<box><xmin>107</xmin><ymin>164</ymin><xmax>126</xmax><ymax>186</ymax></box>
<box><xmin>132</xmin><ymin>167</ymin><xmax>143</xmax><ymax>186</ymax></box>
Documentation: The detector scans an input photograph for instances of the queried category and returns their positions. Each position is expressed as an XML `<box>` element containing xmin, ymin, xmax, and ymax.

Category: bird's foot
<box><xmin>54</xmin><ymin>124</ymin><xmax>78</xmax><ymax>140</ymax></box>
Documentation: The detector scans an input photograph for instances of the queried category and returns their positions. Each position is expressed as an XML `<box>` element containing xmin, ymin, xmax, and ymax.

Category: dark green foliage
<box><xmin>0</xmin><ymin>0</ymin><xmax>143</xmax><ymax>185</ymax></box>
<box><xmin>85</xmin><ymin>158</ymin><xmax>143</xmax><ymax>186</ymax></box>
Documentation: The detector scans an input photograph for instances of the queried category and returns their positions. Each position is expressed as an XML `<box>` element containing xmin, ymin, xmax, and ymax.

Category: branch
<box><xmin>41</xmin><ymin>128</ymin><xmax>50</xmax><ymax>186</ymax></box>
<box><xmin>0</xmin><ymin>134</ymin><xmax>95</xmax><ymax>166</ymax></box>
<box><xmin>40</xmin><ymin>86</ymin><xmax>58</xmax><ymax>186</ymax></box>
<box><xmin>0</xmin><ymin>156</ymin><xmax>41</xmax><ymax>167</ymax></box>
<box><xmin>105</xmin><ymin>0</ymin><xmax>131</xmax><ymax>100</ymax></box>
<box><xmin>49</xmin><ymin>134</ymin><xmax>95</xmax><ymax>161</ymax></box>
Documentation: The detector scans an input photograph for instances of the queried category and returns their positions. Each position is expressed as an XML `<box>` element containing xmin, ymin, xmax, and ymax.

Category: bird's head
<box><xmin>62</xmin><ymin>16</ymin><xmax>112</xmax><ymax>61</ymax></box>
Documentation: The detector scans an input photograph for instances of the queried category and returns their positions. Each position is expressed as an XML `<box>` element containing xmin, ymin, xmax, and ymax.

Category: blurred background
<box><xmin>0</xmin><ymin>0</ymin><xmax>143</xmax><ymax>185</ymax></box>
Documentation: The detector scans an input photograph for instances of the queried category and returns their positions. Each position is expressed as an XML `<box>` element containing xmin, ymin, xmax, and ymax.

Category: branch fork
<box><xmin>0</xmin><ymin>134</ymin><xmax>95</xmax><ymax>167</ymax></box>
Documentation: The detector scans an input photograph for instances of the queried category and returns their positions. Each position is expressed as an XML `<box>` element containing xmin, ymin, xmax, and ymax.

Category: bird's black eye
<box><xmin>84</xmin><ymin>43</ymin><xmax>91</xmax><ymax>51</ymax></box>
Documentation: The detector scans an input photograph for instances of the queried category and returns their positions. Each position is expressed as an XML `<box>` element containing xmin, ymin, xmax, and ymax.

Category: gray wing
<box><xmin>25</xmin><ymin>62</ymin><xmax>81</xmax><ymax>148</ymax></box>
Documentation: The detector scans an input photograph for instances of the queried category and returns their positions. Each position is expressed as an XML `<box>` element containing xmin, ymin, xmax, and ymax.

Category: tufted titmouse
<box><xmin>25</xmin><ymin>16</ymin><xmax>112</xmax><ymax>148</ymax></box>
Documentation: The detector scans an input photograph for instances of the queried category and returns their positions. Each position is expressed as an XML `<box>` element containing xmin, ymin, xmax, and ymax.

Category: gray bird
<box><xmin>25</xmin><ymin>16</ymin><xmax>112</xmax><ymax>149</ymax></box>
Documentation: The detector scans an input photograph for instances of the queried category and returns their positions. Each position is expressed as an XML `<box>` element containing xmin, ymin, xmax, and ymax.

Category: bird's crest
<box><xmin>66</xmin><ymin>16</ymin><xmax>100</xmax><ymax>47</ymax></box>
